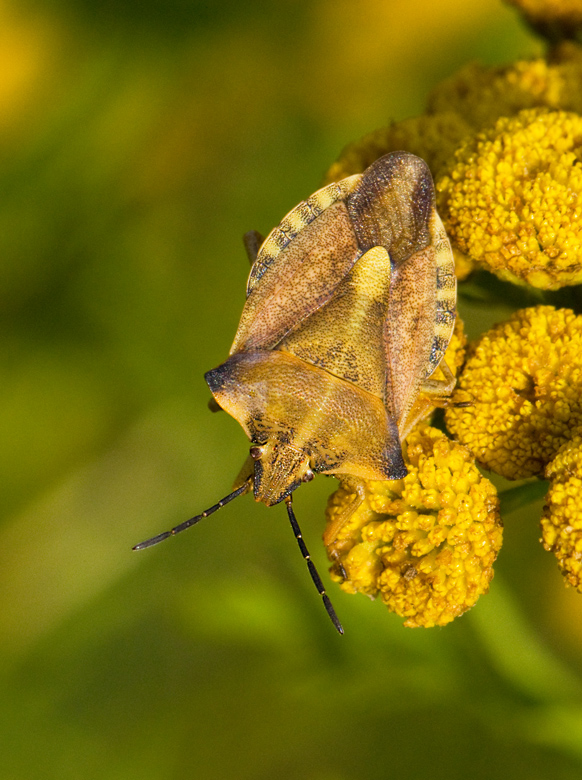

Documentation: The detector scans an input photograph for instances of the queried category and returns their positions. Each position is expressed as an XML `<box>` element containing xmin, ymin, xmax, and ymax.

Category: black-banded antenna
<box><xmin>133</xmin><ymin>479</ymin><xmax>343</xmax><ymax>634</ymax></box>
<box><xmin>285</xmin><ymin>495</ymin><xmax>344</xmax><ymax>635</ymax></box>
<box><xmin>133</xmin><ymin>479</ymin><xmax>252</xmax><ymax>550</ymax></box>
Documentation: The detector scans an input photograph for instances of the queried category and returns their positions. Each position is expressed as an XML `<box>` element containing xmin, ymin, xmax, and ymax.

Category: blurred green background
<box><xmin>3</xmin><ymin>0</ymin><xmax>582</xmax><ymax>778</ymax></box>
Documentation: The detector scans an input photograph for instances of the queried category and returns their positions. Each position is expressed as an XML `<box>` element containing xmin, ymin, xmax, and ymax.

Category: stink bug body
<box><xmin>135</xmin><ymin>151</ymin><xmax>456</xmax><ymax>634</ymax></box>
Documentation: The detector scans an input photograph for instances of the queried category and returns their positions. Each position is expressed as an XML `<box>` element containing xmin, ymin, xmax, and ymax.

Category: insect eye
<box><xmin>302</xmin><ymin>469</ymin><xmax>315</xmax><ymax>482</ymax></box>
<box><xmin>249</xmin><ymin>445</ymin><xmax>264</xmax><ymax>460</ymax></box>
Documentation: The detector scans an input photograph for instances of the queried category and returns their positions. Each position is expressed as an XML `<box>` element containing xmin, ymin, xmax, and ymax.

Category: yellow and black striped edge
<box><xmin>246</xmin><ymin>174</ymin><xmax>362</xmax><ymax>296</ymax></box>
<box><xmin>425</xmin><ymin>211</ymin><xmax>456</xmax><ymax>379</ymax></box>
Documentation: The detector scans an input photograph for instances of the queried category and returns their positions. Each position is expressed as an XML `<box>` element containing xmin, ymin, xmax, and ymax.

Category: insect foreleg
<box><xmin>323</xmin><ymin>476</ymin><xmax>366</xmax><ymax>556</ymax></box>
<box><xmin>242</xmin><ymin>230</ymin><xmax>265</xmax><ymax>265</ymax></box>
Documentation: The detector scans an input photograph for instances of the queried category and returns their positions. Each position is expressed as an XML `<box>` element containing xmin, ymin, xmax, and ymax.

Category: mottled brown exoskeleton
<box><xmin>135</xmin><ymin>152</ymin><xmax>456</xmax><ymax>634</ymax></box>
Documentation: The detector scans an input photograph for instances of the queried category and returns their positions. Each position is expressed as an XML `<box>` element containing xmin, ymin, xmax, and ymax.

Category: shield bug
<box><xmin>134</xmin><ymin>151</ymin><xmax>456</xmax><ymax>634</ymax></box>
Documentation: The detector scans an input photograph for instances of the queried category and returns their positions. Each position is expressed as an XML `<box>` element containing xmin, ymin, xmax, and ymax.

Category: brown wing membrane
<box><xmin>231</xmin><ymin>177</ymin><xmax>362</xmax><ymax>355</ymax></box>
<box><xmin>245</xmin><ymin>176</ymin><xmax>361</xmax><ymax>296</ymax></box>
<box><xmin>346</xmin><ymin>152</ymin><xmax>433</xmax><ymax>266</ymax></box>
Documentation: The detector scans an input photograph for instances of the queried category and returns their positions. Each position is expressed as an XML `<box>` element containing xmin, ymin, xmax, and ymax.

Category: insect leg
<box><xmin>285</xmin><ymin>496</ymin><xmax>344</xmax><ymax>635</ymax></box>
<box><xmin>322</xmin><ymin>477</ymin><xmax>366</xmax><ymax>550</ymax></box>
<box><xmin>242</xmin><ymin>230</ymin><xmax>265</xmax><ymax>265</ymax></box>
<box><xmin>420</xmin><ymin>358</ymin><xmax>457</xmax><ymax>398</ymax></box>
<box><xmin>207</xmin><ymin>397</ymin><xmax>223</xmax><ymax>413</ymax></box>
<box><xmin>396</xmin><ymin>359</ymin><xmax>458</xmax><ymax>440</ymax></box>
<box><xmin>133</xmin><ymin>478</ymin><xmax>252</xmax><ymax>550</ymax></box>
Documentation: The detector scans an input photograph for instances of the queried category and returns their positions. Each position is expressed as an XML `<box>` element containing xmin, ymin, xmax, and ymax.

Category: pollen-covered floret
<box><xmin>437</xmin><ymin>108</ymin><xmax>582</xmax><ymax>289</ymax></box>
<box><xmin>542</xmin><ymin>435</ymin><xmax>582</xmax><ymax>591</ymax></box>
<box><xmin>446</xmin><ymin>306</ymin><xmax>582</xmax><ymax>479</ymax></box>
<box><xmin>324</xmin><ymin>426</ymin><xmax>501</xmax><ymax>628</ymax></box>
<box><xmin>428</xmin><ymin>45</ymin><xmax>582</xmax><ymax>130</ymax></box>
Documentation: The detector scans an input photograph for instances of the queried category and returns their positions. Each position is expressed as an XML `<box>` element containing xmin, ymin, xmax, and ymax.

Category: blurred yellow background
<box><xmin>3</xmin><ymin>0</ymin><xmax>582</xmax><ymax>778</ymax></box>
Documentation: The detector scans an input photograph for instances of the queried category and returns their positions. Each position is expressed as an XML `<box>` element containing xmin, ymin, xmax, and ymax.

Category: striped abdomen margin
<box><xmin>426</xmin><ymin>211</ymin><xmax>456</xmax><ymax>379</ymax></box>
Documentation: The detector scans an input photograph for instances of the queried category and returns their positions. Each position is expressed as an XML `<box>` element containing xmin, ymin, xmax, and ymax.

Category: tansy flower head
<box><xmin>428</xmin><ymin>48</ymin><xmax>582</xmax><ymax>130</ymax></box>
<box><xmin>446</xmin><ymin>306</ymin><xmax>582</xmax><ymax>480</ymax></box>
<box><xmin>324</xmin><ymin>426</ymin><xmax>502</xmax><ymax>628</ymax></box>
<box><xmin>437</xmin><ymin>108</ymin><xmax>582</xmax><ymax>289</ymax></box>
<box><xmin>541</xmin><ymin>435</ymin><xmax>582</xmax><ymax>591</ymax></box>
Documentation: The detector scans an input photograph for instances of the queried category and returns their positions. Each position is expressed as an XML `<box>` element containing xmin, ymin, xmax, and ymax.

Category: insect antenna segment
<box><xmin>284</xmin><ymin>495</ymin><xmax>344</xmax><ymax>635</ymax></box>
<box><xmin>132</xmin><ymin>479</ymin><xmax>253</xmax><ymax>550</ymax></box>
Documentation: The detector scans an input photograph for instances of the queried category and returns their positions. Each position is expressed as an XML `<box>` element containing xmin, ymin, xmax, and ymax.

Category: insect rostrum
<box><xmin>134</xmin><ymin>151</ymin><xmax>456</xmax><ymax>634</ymax></box>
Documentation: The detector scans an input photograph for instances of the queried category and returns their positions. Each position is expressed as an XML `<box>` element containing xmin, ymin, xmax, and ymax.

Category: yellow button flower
<box><xmin>437</xmin><ymin>108</ymin><xmax>582</xmax><ymax>289</ymax></box>
<box><xmin>542</xmin><ymin>435</ymin><xmax>582</xmax><ymax>592</ymax></box>
<box><xmin>324</xmin><ymin>426</ymin><xmax>502</xmax><ymax>628</ymax></box>
<box><xmin>428</xmin><ymin>44</ymin><xmax>582</xmax><ymax>130</ymax></box>
<box><xmin>446</xmin><ymin>306</ymin><xmax>582</xmax><ymax>480</ymax></box>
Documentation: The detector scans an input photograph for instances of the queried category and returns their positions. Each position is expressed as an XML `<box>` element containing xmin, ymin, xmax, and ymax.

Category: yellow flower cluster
<box><xmin>430</xmin><ymin>46</ymin><xmax>582</xmax><ymax>288</ymax></box>
<box><xmin>446</xmin><ymin>306</ymin><xmax>582</xmax><ymax>480</ymax></box>
<box><xmin>326</xmin><ymin>43</ymin><xmax>582</xmax><ymax>289</ymax></box>
<box><xmin>437</xmin><ymin>109</ymin><xmax>582</xmax><ymax>289</ymax></box>
<box><xmin>324</xmin><ymin>426</ymin><xmax>502</xmax><ymax>627</ymax></box>
<box><xmin>327</xmin><ymin>46</ymin><xmax>582</xmax><ymax>188</ymax></box>
<box><xmin>322</xmin><ymin>4</ymin><xmax>582</xmax><ymax>622</ymax></box>
<box><xmin>428</xmin><ymin>43</ymin><xmax>582</xmax><ymax>129</ymax></box>
<box><xmin>541</xmin><ymin>436</ymin><xmax>582</xmax><ymax>592</ymax></box>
